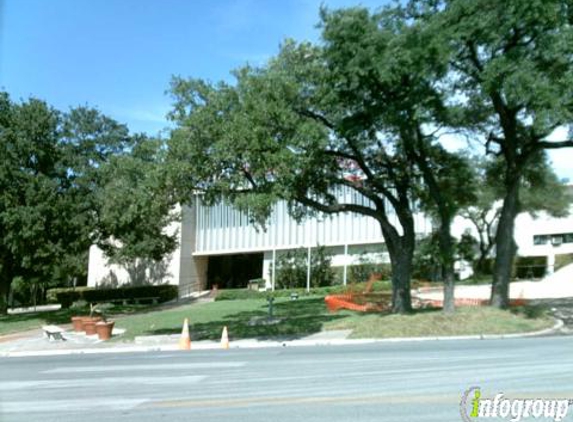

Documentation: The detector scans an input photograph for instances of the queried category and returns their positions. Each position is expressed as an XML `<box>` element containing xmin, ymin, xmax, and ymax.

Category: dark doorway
<box><xmin>207</xmin><ymin>253</ymin><xmax>264</xmax><ymax>289</ymax></box>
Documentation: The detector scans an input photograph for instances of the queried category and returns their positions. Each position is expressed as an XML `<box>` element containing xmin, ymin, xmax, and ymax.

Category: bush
<box><xmin>47</xmin><ymin>285</ymin><xmax>179</xmax><ymax>308</ymax></box>
<box><xmin>10</xmin><ymin>277</ymin><xmax>62</xmax><ymax>307</ymax></box>
<box><xmin>213</xmin><ymin>282</ymin><xmax>391</xmax><ymax>301</ymax></box>
<box><xmin>275</xmin><ymin>246</ymin><xmax>335</xmax><ymax>289</ymax></box>
<box><xmin>348</xmin><ymin>263</ymin><xmax>391</xmax><ymax>284</ymax></box>
<box><xmin>10</xmin><ymin>277</ymin><xmax>31</xmax><ymax>306</ymax></box>
<box><xmin>476</xmin><ymin>258</ymin><xmax>495</xmax><ymax>276</ymax></box>
<box><xmin>214</xmin><ymin>289</ymin><xmax>265</xmax><ymax>301</ymax></box>
<box><xmin>46</xmin><ymin>287</ymin><xmax>91</xmax><ymax>304</ymax></box>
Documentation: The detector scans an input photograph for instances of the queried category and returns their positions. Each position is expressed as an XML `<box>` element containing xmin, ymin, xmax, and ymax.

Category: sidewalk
<box><xmin>416</xmin><ymin>263</ymin><xmax>573</xmax><ymax>303</ymax></box>
<box><xmin>0</xmin><ymin>320</ymin><xmax>565</xmax><ymax>358</ymax></box>
<box><xmin>0</xmin><ymin>327</ymin><xmax>357</xmax><ymax>357</ymax></box>
<box><xmin>416</xmin><ymin>280</ymin><xmax>573</xmax><ymax>302</ymax></box>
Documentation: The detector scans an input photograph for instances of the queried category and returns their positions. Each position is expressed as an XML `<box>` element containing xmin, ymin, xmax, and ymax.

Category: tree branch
<box><xmin>294</xmin><ymin>194</ymin><xmax>380</xmax><ymax>220</ymax></box>
<box><xmin>536</xmin><ymin>139</ymin><xmax>573</xmax><ymax>150</ymax></box>
<box><xmin>295</xmin><ymin>108</ymin><xmax>335</xmax><ymax>130</ymax></box>
<box><xmin>485</xmin><ymin>132</ymin><xmax>504</xmax><ymax>156</ymax></box>
<box><xmin>242</xmin><ymin>168</ymin><xmax>258</xmax><ymax>189</ymax></box>
<box><xmin>323</xmin><ymin>149</ymin><xmax>358</xmax><ymax>162</ymax></box>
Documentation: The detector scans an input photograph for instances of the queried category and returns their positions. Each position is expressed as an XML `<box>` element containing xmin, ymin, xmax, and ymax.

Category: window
<box><xmin>551</xmin><ymin>235</ymin><xmax>563</xmax><ymax>246</ymax></box>
<box><xmin>534</xmin><ymin>233</ymin><xmax>573</xmax><ymax>245</ymax></box>
<box><xmin>533</xmin><ymin>235</ymin><xmax>549</xmax><ymax>245</ymax></box>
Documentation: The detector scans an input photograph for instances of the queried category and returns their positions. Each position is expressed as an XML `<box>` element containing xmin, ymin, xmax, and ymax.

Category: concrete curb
<box><xmin>0</xmin><ymin>318</ymin><xmax>564</xmax><ymax>358</ymax></box>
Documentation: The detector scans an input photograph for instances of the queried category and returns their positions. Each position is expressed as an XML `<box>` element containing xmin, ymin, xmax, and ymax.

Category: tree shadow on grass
<box><xmin>0</xmin><ymin>303</ymin><xmax>162</xmax><ymax>332</ymax></box>
<box><xmin>146</xmin><ymin>297</ymin><xmax>349</xmax><ymax>341</ymax></box>
<box><xmin>0</xmin><ymin>309</ymin><xmax>74</xmax><ymax>334</ymax></box>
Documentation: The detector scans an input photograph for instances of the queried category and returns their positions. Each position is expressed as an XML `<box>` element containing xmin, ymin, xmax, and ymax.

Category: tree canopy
<box><xmin>461</xmin><ymin>153</ymin><xmax>572</xmax><ymax>274</ymax></box>
<box><xmin>413</xmin><ymin>0</ymin><xmax>573</xmax><ymax>307</ymax></box>
<box><xmin>167</xmin><ymin>7</ymin><xmax>479</xmax><ymax>313</ymax></box>
<box><xmin>0</xmin><ymin>93</ymin><xmax>177</xmax><ymax>312</ymax></box>
<box><xmin>168</xmin><ymin>0</ymin><xmax>573</xmax><ymax>311</ymax></box>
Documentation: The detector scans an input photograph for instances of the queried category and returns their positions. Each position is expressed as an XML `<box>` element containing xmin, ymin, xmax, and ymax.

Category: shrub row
<box><xmin>47</xmin><ymin>285</ymin><xmax>179</xmax><ymax>308</ymax></box>
<box><xmin>214</xmin><ymin>281</ymin><xmax>392</xmax><ymax>301</ymax></box>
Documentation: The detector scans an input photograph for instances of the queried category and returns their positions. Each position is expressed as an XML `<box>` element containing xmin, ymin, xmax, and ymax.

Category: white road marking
<box><xmin>43</xmin><ymin>361</ymin><xmax>245</xmax><ymax>374</ymax></box>
<box><xmin>0</xmin><ymin>375</ymin><xmax>206</xmax><ymax>391</ymax></box>
<box><xmin>0</xmin><ymin>398</ymin><xmax>147</xmax><ymax>413</ymax></box>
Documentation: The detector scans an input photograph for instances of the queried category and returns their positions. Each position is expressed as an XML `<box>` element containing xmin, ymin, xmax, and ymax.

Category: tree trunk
<box><xmin>491</xmin><ymin>179</ymin><xmax>520</xmax><ymax>308</ymax></box>
<box><xmin>0</xmin><ymin>254</ymin><xmax>14</xmax><ymax>315</ymax></box>
<box><xmin>0</xmin><ymin>279</ymin><xmax>9</xmax><ymax>315</ymax></box>
<box><xmin>439</xmin><ymin>219</ymin><xmax>456</xmax><ymax>313</ymax></box>
<box><xmin>383</xmin><ymin>215</ymin><xmax>415</xmax><ymax>314</ymax></box>
<box><xmin>476</xmin><ymin>247</ymin><xmax>491</xmax><ymax>275</ymax></box>
<box><xmin>389</xmin><ymin>246</ymin><xmax>413</xmax><ymax>314</ymax></box>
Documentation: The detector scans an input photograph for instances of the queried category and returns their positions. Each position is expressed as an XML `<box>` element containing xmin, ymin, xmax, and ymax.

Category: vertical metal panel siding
<box><xmin>194</xmin><ymin>187</ymin><xmax>431</xmax><ymax>254</ymax></box>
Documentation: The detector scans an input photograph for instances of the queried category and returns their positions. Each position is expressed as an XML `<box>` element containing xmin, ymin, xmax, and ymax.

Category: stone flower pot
<box><xmin>71</xmin><ymin>316</ymin><xmax>84</xmax><ymax>332</ymax></box>
<box><xmin>95</xmin><ymin>321</ymin><xmax>115</xmax><ymax>341</ymax></box>
<box><xmin>82</xmin><ymin>316</ymin><xmax>102</xmax><ymax>335</ymax></box>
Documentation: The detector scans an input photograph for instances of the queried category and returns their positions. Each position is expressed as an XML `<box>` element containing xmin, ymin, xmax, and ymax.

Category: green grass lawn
<box><xmin>113</xmin><ymin>296</ymin><xmax>345</xmax><ymax>341</ymax></box>
<box><xmin>0</xmin><ymin>304</ymin><xmax>158</xmax><ymax>337</ymax></box>
<box><xmin>323</xmin><ymin>306</ymin><xmax>555</xmax><ymax>338</ymax></box>
<box><xmin>0</xmin><ymin>309</ymin><xmax>74</xmax><ymax>336</ymax></box>
<box><xmin>112</xmin><ymin>297</ymin><xmax>554</xmax><ymax>342</ymax></box>
<box><xmin>1</xmin><ymin>296</ymin><xmax>555</xmax><ymax>341</ymax></box>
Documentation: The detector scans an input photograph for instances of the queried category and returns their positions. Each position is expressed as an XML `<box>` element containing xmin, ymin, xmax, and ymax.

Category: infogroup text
<box><xmin>460</xmin><ymin>387</ymin><xmax>571</xmax><ymax>422</ymax></box>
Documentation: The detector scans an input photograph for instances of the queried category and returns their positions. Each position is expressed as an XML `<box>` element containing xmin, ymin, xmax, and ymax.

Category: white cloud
<box><xmin>106</xmin><ymin>103</ymin><xmax>169</xmax><ymax>124</ymax></box>
<box><xmin>103</xmin><ymin>103</ymin><xmax>171</xmax><ymax>136</ymax></box>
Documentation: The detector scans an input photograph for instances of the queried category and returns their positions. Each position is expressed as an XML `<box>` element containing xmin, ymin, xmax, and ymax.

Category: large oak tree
<box><xmin>167</xmin><ymin>7</ymin><xmax>474</xmax><ymax>313</ymax></box>
<box><xmin>0</xmin><ymin>93</ymin><xmax>177</xmax><ymax>312</ymax></box>
<box><xmin>414</xmin><ymin>0</ymin><xmax>573</xmax><ymax>307</ymax></box>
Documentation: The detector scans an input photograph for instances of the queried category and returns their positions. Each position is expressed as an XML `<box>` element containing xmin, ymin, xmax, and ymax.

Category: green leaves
<box><xmin>96</xmin><ymin>135</ymin><xmax>178</xmax><ymax>263</ymax></box>
<box><xmin>0</xmin><ymin>93</ymin><xmax>177</xmax><ymax>306</ymax></box>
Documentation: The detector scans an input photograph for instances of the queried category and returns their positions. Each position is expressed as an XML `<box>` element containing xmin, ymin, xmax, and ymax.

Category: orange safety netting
<box><xmin>324</xmin><ymin>274</ymin><xmax>529</xmax><ymax>312</ymax></box>
<box><xmin>324</xmin><ymin>273</ymin><xmax>391</xmax><ymax>313</ymax></box>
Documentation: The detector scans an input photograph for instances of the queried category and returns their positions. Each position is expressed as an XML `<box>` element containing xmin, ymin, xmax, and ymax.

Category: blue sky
<box><xmin>1</xmin><ymin>0</ymin><xmax>572</xmax><ymax>180</ymax></box>
<box><xmin>0</xmin><ymin>0</ymin><xmax>382</xmax><ymax>136</ymax></box>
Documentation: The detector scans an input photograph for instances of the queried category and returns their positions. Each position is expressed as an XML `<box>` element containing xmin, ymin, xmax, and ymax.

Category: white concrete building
<box><xmin>87</xmin><ymin>188</ymin><xmax>573</xmax><ymax>295</ymax></box>
<box><xmin>88</xmin><ymin>188</ymin><xmax>432</xmax><ymax>294</ymax></box>
<box><xmin>513</xmin><ymin>211</ymin><xmax>573</xmax><ymax>274</ymax></box>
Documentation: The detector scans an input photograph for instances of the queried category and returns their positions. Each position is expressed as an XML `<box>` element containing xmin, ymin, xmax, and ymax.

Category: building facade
<box><xmin>87</xmin><ymin>189</ymin><xmax>573</xmax><ymax>295</ymax></box>
<box><xmin>88</xmin><ymin>188</ymin><xmax>432</xmax><ymax>293</ymax></box>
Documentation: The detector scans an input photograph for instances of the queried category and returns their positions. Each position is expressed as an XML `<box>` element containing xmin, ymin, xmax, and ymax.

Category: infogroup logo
<box><xmin>460</xmin><ymin>387</ymin><xmax>571</xmax><ymax>422</ymax></box>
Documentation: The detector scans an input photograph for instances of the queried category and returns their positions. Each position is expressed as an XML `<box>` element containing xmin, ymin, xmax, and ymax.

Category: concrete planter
<box><xmin>96</xmin><ymin>321</ymin><xmax>115</xmax><ymax>341</ymax></box>
<box><xmin>81</xmin><ymin>316</ymin><xmax>102</xmax><ymax>335</ymax></box>
<box><xmin>71</xmin><ymin>316</ymin><xmax>84</xmax><ymax>332</ymax></box>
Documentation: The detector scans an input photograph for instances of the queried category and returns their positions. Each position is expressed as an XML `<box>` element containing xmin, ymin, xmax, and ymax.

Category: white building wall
<box><xmin>452</xmin><ymin>205</ymin><xmax>573</xmax><ymax>275</ymax></box>
<box><xmin>87</xmin><ymin>219</ymin><xmax>182</xmax><ymax>288</ymax></box>
<box><xmin>514</xmin><ymin>211</ymin><xmax>573</xmax><ymax>257</ymax></box>
<box><xmin>194</xmin><ymin>187</ymin><xmax>433</xmax><ymax>256</ymax></box>
<box><xmin>87</xmin><ymin>192</ymin><xmax>572</xmax><ymax>290</ymax></box>
<box><xmin>87</xmin><ymin>191</ymin><xmax>433</xmax><ymax>290</ymax></box>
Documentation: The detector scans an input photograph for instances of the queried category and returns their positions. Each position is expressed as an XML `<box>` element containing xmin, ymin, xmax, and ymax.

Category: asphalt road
<box><xmin>1</xmin><ymin>337</ymin><xmax>573</xmax><ymax>422</ymax></box>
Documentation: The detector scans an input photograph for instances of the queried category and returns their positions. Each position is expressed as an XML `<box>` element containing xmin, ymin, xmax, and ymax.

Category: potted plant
<box><xmin>69</xmin><ymin>300</ymin><xmax>97</xmax><ymax>332</ymax></box>
<box><xmin>70</xmin><ymin>300</ymin><xmax>88</xmax><ymax>332</ymax></box>
<box><xmin>95</xmin><ymin>312</ymin><xmax>115</xmax><ymax>341</ymax></box>
<box><xmin>71</xmin><ymin>316</ymin><xmax>84</xmax><ymax>332</ymax></box>
<box><xmin>82</xmin><ymin>304</ymin><xmax>102</xmax><ymax>335</ymax></box>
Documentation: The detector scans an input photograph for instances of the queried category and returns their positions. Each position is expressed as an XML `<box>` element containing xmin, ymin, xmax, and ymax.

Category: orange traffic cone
<box><xmin>221</xmin><ymin>326</ymin><xmax>230</xmax><ymax>349</ymax></box>
<box><xmin>179</xmin><ymin>318</ymin><xmax>191</xmax><ymax>350</ymax></box>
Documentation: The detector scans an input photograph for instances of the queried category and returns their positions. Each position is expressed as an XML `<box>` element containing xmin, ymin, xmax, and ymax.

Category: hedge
<box><xmin>47</xmin><ymin>285</ymin><xmax>179</xmax><ymax>308</ymax></box>
<box><xmin>214</xmin><ymin>281</ymin><xmax>392</xmax><ymax>301</ymax></box>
